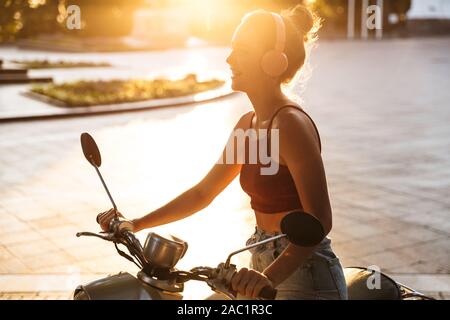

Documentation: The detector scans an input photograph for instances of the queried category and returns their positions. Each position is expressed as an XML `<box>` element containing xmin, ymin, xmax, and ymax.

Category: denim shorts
<box><xmin>245</xmin><ymin>226</ymin><xmax>348</xmax><ymax>300</ymax></box>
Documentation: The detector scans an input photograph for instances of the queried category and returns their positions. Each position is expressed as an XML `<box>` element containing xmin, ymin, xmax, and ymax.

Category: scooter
<box><xmin>74</xmin><ymin>133</ymin><xmax>434</xmax><ymax>300</ymax></box>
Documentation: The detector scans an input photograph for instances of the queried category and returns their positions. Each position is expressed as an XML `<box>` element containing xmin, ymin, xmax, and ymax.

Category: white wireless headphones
<box><xmin>260</xmin><ymin>12</ymin><xmax>289</xmax><ymax>77</ymax></box>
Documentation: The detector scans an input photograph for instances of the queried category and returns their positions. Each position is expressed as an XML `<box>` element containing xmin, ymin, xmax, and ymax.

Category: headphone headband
<box><xmin>270</xmin><ymin>12</ymin><xmax>286</xmax><ymax>53</ymax></box>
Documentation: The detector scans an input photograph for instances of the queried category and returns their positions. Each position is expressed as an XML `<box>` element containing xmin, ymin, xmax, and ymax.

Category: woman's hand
<box><xmin>97</xmin><ymin>208</ymin><xmax>134</xmax><ymax>232</ymax></box>
<box><xmin>231</xmin><ymin>268</ymin><xmax>274</xmax><ymax>299</ymax></box>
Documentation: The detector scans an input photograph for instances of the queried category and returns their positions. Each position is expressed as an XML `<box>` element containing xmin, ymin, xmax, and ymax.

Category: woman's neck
<box><xmin>246</xmin><ymin>84</ymin><xmax>291</xmax><ymax>123</ymax></box>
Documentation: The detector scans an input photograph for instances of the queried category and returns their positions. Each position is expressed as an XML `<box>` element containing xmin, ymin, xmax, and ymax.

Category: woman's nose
<box><xmin>226</xmin><ymin>50</ymin><xmax>233</xmax><ymax>65</ymax></box>
<box><xmin>226</xmin><ymin>54</ymin><xmax>231</xmax><ymax>65</ymax></box>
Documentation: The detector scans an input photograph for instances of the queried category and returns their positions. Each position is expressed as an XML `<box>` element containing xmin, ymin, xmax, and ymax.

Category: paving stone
<box><xmin>6</xmin><ymin>238</ymin><xmax>58</xmax><ymax>258</ymax></box>
<box><xmin>0</xmin><ymin>245</ymin><xmax>14</xmax><ymax>261</ymax></box>
<box><xmin>337</xmin><ymin>220</ymin><xmax>386</xmax><ymax>240</ymax></box>
<box><xmin>0</xmin><ymin>214</ymin><xmax>30</xmax><ymax>233</ymax></box>
<box><xmin>0</xmin><ymin>257</ymin><xmax>31</xmax><ymax>273</ymax></box>
<box><xmin>35</xmin><ymin>225</ymin><xmax>81</xmax><ymax>241</ymax></box>
<box><xmin>0</xmin><ymin>292</ymin><xmax>72</xmax><ymax>300</ymax></box>
<box><xmin>26</xmin><ymin>215</ymin><xmax>72</xmax><ymax>230</ymax></box>
<box><xmin>395</xmin><ymin>224</ymin><xmax>447</xmax><ymax>241</ymax></box>
<box><xmin>19</xmin><ymin>250</ymin><xmax>76</xmax><ymax>271</ymax></box>
<box><xmin>363</xmin><ymin>250</ymin><xmax>417</xmax><ymax>272</ymax></box>
<box><xmin>0</xmin><ymin>229</ymin><xmax>45</xmax><ymax>246</ymax></box>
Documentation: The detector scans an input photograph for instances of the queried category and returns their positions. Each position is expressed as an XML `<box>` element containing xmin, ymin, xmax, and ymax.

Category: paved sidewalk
<box><xmin>0</xmin><ymin>38</ymin><xmax>449</xmax><ymax>299</ymax></box>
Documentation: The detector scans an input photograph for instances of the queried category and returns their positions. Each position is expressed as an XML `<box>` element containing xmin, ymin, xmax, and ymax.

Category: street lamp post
<box><xmin>361</xmin><ymin>0</ymin><xmax>369</xmax><ymax>39</ymax></box>
<box><xmin>347</xmin><ymin>0</ymin><xmax>355</xmax><ymax>39</ymax></box>
<box><xmin>376</xmin><ymin>0</ymin><xmax>384</xmax><ymax>39</ymax></box>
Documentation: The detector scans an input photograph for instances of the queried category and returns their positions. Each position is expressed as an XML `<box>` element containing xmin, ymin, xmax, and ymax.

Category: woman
<box><xmin>98</xmin><ymin>5</ymin><xmax>347</xmax><ymax>300</ymax></box>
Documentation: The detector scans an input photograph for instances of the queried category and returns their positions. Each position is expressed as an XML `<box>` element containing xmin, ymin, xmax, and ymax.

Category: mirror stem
<box><xmin>224</xmin><ymin>234</ymin><xmax>286</xmax><ymax>268</ymax></box>
<box><xmin>94</xmin><ymin>166</ymin><xmax>117</xmax><ymax>213</ymax></box>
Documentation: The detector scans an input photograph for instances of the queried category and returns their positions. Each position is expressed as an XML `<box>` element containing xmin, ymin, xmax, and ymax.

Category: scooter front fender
<box><xmin>73</xmin><ymin>272</ymin><xmax>182</xmax><ymax>300</ymax></box>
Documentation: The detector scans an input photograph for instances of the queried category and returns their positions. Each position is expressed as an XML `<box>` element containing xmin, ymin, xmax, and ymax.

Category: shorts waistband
<box><xmin>251</xmin><ymin>225</ymin><xmax>331</xmax><ymax>249</ymax></box>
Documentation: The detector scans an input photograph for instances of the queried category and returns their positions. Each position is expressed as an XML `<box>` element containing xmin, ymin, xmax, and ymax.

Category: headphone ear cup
<box><xmin>261</xmin><ymin>50</ymin><xmax>288</xmax><ymax>77</ymax></box>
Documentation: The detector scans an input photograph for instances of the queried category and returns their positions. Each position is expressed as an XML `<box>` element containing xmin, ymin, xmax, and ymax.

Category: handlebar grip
<box><xmin>259</xmin><ymin>286</ymin><xmax>277</xmax><ymax>300</ymax></box>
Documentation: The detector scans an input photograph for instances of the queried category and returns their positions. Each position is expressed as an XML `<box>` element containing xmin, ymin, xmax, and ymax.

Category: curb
<box><xmin>0</xmin><ymin>84</ymin><xmax>237</xmax><ymax>123</ymax></box>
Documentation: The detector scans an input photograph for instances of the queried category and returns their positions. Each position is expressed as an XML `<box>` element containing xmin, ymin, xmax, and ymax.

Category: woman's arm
<box><xmin>133</xmin><ymin>161</ymin><xmax>242</xmax><ymax>231</ymax></box>
<box><xmin>133</xmin><ymin>111</ymin><xmax>254</xmax><ymax>232</ymax></box>
<box><xmin>262</xmin><ymin>109</ymin><xmax>333</xmax><ymax>286</ymax></box>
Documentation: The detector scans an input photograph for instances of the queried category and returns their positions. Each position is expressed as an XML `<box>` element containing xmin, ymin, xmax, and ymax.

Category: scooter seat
<box><xmin>344</xmin><ymin>267</ymin><xmax>401</xmax><ymax>300</ymax></box>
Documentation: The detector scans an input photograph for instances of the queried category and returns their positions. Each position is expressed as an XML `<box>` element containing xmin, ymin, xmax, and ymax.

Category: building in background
<box><xmin>408</xmin><ymin>0</ymin><xmax>450</xmax><ymax>19</ymax></box>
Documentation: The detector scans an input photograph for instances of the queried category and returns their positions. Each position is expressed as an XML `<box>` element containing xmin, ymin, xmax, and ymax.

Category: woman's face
<box><xmin>226</xmin><ymin>16</ymin><xmax>269</xmax><ymax>93</ymax></box>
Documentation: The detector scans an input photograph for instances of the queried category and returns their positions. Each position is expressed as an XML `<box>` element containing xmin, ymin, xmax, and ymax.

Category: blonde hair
<box><xmin>277</xmin><ymin>5</ymin><xmax>321</xmax><ymax>105</ymax></box>
<box><xmin>280</xmin><ymin>4</ymin><xmax>322</xmax><ymax>84</ymax></box>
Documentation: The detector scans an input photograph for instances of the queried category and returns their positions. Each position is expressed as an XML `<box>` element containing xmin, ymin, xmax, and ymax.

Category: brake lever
<box><xmin>77</xmin><ymin>230</ymin><xmax>144</xmax><ymax>269</ymax></box>
<box><xmin>76</xmin><ymin>231</ymin><xmax>115</xmax><ymax>241</ymax></box>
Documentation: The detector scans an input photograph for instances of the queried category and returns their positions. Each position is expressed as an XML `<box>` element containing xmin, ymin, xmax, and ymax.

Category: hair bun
<box><xmin>281</xmin><ymin>4</ymin><xmax>319</xmax><ymax>42</ymax></box>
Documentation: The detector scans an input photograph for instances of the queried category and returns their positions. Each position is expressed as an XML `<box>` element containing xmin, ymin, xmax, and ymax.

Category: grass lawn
<box><xmin>30</xmin><ymin>74</ymin><xmax>225</xmax><ymax>107</ymax></box>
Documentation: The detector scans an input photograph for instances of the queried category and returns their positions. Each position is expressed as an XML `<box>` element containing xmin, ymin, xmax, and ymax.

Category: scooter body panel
<box><xmin>73</xmin><ymin>272</ymin><xmax>183</xmax><ymax>300</ymax></box>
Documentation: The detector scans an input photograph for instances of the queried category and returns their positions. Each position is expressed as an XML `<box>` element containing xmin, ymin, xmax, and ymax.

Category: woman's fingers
<box><xmin>245</xmin><ymin>271</ymin><xmax>260</xmax><ymax>298</ymax></box>
<box><xmin>97</xmin><ymin>209</ymin><xmax>124</xmax><ymax>231</ymax></box>
<box><xmin>231</xmin><ymin>267</ymin><xmax>248</xmax><ymax>292</ymax></box>
<box><xmin>98</xmin><ymin>209</ymin><xmax>114</xmax><ymax>224</ymax></box>
<box><xmin>252</xmin><ymin>278</ymin><xmax>271</xmax><ymax>299</ymax></box>
<box><xmin>231</xmin><ymin>268</ymin><xmax>274</xmax><ymax>298</ymax></box>
<box><xmin>100</xmin><ymin>220</ymin><xmax>111</xmax><ymax>231</ymax></box>
<box><xmin>97</xmin><ymin>209</ymin><xmax>113</xmax><ymax>221</ymax></box>
<box><xmin>231</xmin><ymin>268</ymin><xmax>257</xmax><ymax>297</ymax></box>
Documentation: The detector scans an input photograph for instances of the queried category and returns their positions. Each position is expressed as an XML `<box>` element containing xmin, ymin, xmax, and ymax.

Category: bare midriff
<box><xmin>255</xmin><ymin>209</ymin><xmax>296</xmax><ymax>233</ymax></box>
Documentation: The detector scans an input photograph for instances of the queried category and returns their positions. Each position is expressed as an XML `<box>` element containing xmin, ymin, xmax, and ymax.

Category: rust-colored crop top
<box><xmin>239</xmin><ymin>105</ymin><xmax>322</xmax><ymax>213</ymax></box>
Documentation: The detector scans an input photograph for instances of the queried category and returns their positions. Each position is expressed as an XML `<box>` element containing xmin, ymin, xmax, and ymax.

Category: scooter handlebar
<box><xmin>258</xmin><ymin>285</ymin><xmax>277</xmax><ymax>300</ymax></box>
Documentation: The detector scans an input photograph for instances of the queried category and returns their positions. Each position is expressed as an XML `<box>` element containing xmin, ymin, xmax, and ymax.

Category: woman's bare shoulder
<box><xmin>275</xmin><ymin>107</ymin><xmax>321</xmax><ymax>154</ymax></box>
<box><xmin>235</xmin><ymin>110</ymin><xmax>254</xmax><ymax>130</ymax></box>
<box><xmin>272</xmin><ymin>103</ymin><xmax>308</xmax><ymax>128</ymax></box>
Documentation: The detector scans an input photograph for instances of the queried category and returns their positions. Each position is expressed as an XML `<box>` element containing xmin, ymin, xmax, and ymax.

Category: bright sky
<box><xmin>409</xmin><ymin>0</ymin><xmax>450</xmax><ymax>18</ymax></box>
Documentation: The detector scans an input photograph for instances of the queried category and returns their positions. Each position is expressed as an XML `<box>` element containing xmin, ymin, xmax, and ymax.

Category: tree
<box><xmin>0</xmin><ymin>0</ymin><xmax>146</xmax><ymax>43</ymax></box>
<box><xmin>0</xmin><ymin>0</ymin><xmax>61</xmax><ymax>42</ymax></box>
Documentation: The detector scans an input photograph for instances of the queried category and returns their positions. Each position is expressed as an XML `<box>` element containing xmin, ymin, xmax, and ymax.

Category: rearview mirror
<box><xmin>280</xmin><ymin>211</ymin><xmax>325</xmax><ymax>247</ymax></box>
<box><xmin>80</xmin><ymin>132</ymin><xmax>102</xmax><ymax>167</ymax></box>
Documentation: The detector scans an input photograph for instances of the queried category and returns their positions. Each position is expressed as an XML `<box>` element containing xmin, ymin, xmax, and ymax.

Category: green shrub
<box><xmin>31</xmin><ymin>74</ymin><xmax>225</xmax><ymax>107</ymax></box>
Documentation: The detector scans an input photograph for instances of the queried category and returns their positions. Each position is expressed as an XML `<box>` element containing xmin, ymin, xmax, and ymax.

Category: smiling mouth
<box><xmin>231</xmin><ymin>70</ymin><xmax>242</xmax><ymax>78</ymax></box>
<box><xmin>231</xmin><ymin>72</ymin><xmax>242</xmax><ymax>79</ymax></box>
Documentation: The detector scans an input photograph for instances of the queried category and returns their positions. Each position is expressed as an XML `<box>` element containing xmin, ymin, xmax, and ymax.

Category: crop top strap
<box><xmin>267</xmin><ymin>105</ymin><xmax>322</xmax><ymax>154</ymax></box>
<box><xmin>249</xmin><ymin>112</ymin><xmax>255</xmax><ymax>129</ymax></box>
